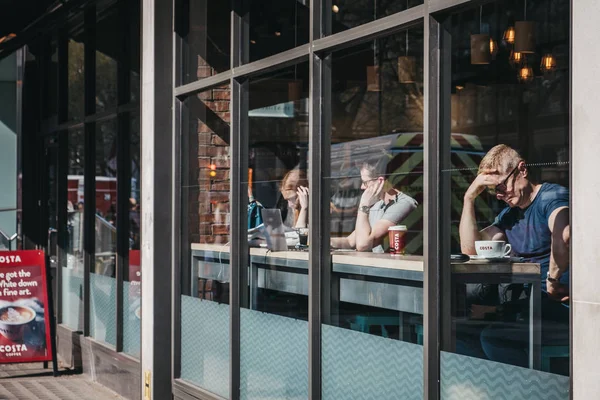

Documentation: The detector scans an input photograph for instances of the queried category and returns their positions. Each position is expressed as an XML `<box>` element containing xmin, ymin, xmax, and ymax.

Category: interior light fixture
<box><xmin>514</xmin><ymin>1</ymin><xmax>535</xmax><ymax>54</ymax></box>
<box><xmin>398</xmin><ymin>26</ymin><xmax>416</xmax><ymax>83</ymax></box>
<box><xmin>332</xmin><ymin>5</ymin><xmax>340</xmax><ymax>13</ymax></box>
<box><xmin>471</xmin><ymin>7</ymin><xmax>491</xmax><ymax>65</ymax></box>
<box><xmin>490</xmin><ymin>37</ymin><xmax>498</xmax><ymax>59</ymax></box>
<box><xmin>540</xmin><ymin>53</ymin><xmax>556</xmax><ymax>72</ymax></box>
<box><xmin>250</xmin><ymin>39</ymin><xmax>257</xmax><ymax>45</ymax></box>
<box><xmin>274</xmin><ymin>31</ymin><xmax>281</xmax><ymax>37</ymax></box>
<box><xmin>509</xmin><ymin>50</ymin><xmax>523</xmax><ymax>67</ymax></box>
<box><xmin>503</xmin><ymin>26</ymin><xmax>516</xmax><ymax>44</ymax></box>
<box><xmin>518</xmin><ymin>64</ymin><xmax>534</xmax><ymax>83</ymax></box>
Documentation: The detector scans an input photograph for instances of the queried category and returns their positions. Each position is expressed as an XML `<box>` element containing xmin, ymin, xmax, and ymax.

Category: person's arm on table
<box><xmin>547</xmin><ymin>206</ymin><xmax>570</xmax><ymax>301</ymax></box>
<box><xmin>460</xmin><ymin>172</ymin><xmax>506</xmax><ymax>254</ymax></box>
<box><xmin>331</xmin><ymin>231</ymin><xmax>356</xmax><ymax>249</ymax></box>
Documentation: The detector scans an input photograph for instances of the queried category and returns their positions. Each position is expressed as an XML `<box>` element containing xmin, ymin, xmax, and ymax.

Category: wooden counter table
<box><xmin>189</xmin><ymin>243</ymin><xmax>541</xmax><ymax>369</ymax></box>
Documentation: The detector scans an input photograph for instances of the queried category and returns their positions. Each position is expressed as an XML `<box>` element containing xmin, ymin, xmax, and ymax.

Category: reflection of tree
<box><xmin>68</xmin><ymin>40</ymin><xmax>85</xmax><ymax>120</ymax></box>
<box><xmin>332</xmin><ymin>32</ymin><xmax>424</xmax><ymax>142</ymax></box>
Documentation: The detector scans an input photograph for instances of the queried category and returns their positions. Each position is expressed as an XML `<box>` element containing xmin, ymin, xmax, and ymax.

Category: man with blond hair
<box><xmin>459</xmin><ymin>144</ymin><xmax>570</xmax><ymax>367</ymax></box>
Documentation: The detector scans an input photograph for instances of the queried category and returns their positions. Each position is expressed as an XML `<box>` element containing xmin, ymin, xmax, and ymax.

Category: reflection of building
<box><xmin>1</xmin><ymin>0</ymin><xmax>600</xmax><ymax>399</ymax></box>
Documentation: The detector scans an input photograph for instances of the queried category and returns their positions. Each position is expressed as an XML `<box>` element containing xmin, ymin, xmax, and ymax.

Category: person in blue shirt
<box><xmin>459</xmin><ymin>144</ymin><xmax>570</xmax><ymax>368</ymax></box>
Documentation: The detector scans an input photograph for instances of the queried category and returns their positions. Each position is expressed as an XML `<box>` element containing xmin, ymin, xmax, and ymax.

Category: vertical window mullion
<box><xmin>83</xmin><ymin>4</ymin><xmax>97</xmax><ymax>337</ymax></box>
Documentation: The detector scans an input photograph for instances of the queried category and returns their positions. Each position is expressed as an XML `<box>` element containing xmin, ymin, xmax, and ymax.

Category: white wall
<box><xmin>572</xmin><ymin>1</ymin><xmax>600</xmax><ymax>398</ymax></box>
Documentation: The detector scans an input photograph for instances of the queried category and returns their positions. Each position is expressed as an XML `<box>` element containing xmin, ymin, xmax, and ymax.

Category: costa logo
<box><xmin>0</xmin><ymin>256</ymin><xmax>22</xmax><ymax>264</ymax></box>
<box><xmin>479</xmin><ymin>246</ymin><xmax>493</xmax><ymax>250</ymax></box>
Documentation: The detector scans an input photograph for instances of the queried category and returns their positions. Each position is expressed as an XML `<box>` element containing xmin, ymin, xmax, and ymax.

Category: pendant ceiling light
<box><xmin>509</xmin><ymin>50</ymin><xmax>523</xmax><ymax>67</ymax></box>
<box><xmin>471</xmin><ymin>7</ymin><xmax>491</xmax><ymax>65</ymax></box>
<box><xmin>540</xmin><ymin>53</ymin><xmax>556</xmax><ymax>72</ymax></box>
<box><xmin>398</xmin><ymin>27</ymin><xmax>416</xmax><ymax>83</ymax></box>
<box><xmin>503</xmin><ymin>26</ymin><xmax>516</xmax><ymax>44</ymax></box>
<box><xmin>518</xmin><ymin>63</ymin><xmax>534</xmax><ymax>83</ymax></box>
<box><xmin>490</xmin><ymin>37</ymin><xmax>498</xmax><ymax>59</ymax></box>
<box><xmin>367</xmin><ymin>65</ymin><xmax>381</xmax><ymax>92</ymax></box>
<box><xmin>514</xmin><ymin>1</ymin><xmax>535</xmax><ymax>53</ymax></box>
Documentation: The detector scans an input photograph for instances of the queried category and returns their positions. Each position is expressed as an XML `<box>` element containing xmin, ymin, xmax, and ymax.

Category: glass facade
<box><xmin>173</xmin><ymin>0</ymin><xmax>572</xmax><ymax>399</ymax></box>
<box><xmin>18</xmin><ymin>0</ymin><xmax>142</xmax><ymax>361</ymax></box>
<box><xmin>9</xmin><ymin>0</ymin><xmax>584</xmax><ymax>398</ymax></box>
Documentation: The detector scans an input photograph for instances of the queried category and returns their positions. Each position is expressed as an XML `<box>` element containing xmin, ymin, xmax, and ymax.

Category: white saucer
<box><xmin>469</xmin><ymin>255</ymin><xmax>510</xmax><ymax>261</ymax></box>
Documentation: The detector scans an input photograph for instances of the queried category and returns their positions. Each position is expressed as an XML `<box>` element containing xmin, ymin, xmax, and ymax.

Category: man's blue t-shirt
<box><xmin>492</xmin><ymin>183</ymin><xmax>569</xmax><ymax>290</ymax></box>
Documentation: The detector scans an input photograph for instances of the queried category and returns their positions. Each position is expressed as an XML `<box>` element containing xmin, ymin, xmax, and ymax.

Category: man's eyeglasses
<box><xmin>490</xmin><ymin>165</ymin><xmax>520</xmax><ymax>195</ymax></box>
<box><xmin>361</xmin><ymin>178</ymin><xmax>377</xmax><ymax>186</ymax></box>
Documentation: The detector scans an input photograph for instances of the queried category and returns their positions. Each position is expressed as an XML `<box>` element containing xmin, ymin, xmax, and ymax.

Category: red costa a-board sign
<box><xmin>0</xmin><ymin>251</ymin><xmax>53</xmax><ymax>363</ymax></box>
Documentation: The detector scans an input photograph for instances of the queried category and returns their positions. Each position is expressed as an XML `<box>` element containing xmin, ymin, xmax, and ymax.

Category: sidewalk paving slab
<box><xmin>0</xmin><ymin>363</ymin><xmax>125</xmax><ymax>400</ymax></box>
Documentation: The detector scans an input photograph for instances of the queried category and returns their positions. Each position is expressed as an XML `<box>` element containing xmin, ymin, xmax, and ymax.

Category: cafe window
<box><xmin>440</xmin><ymin>0</ymin><xmax>571</xmax><ymax>397</ymax></box>
<box><xmin>179</xmin><ymin>85</ymin><xmax>231</xmax><ymax>398</ymax></box>
<box><xmin>177</xmin><ymin>0</ymin><xmax>231</xmax><ymax>85</ymax></box>
<box><xmin>322</xmin><ymin>28</ymin><xmax>425</xmax><ymax>398</ymax></box>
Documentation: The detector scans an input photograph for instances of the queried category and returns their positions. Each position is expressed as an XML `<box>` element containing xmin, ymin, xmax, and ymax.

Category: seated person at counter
<box><xmin>249</xmin><ymin>168</ymin><xmax>309</xmax><ymax>231</ymax></box>
<box><xmin>278</xmin><ymin>168</ymin><xmax>309</xmax><ymax>230</ymax></box>
<box><xmin>459</xmin><ymin>144</ymin><xmax>570</xmax><ymax>366</ymax></box>
<box><xmin>331</xmin><ymin>160</ymin><xmax>418</xmax><ymax>252</ymax></box>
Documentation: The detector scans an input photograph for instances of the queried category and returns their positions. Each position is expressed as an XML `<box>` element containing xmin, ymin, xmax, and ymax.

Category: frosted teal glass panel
<box><xmin>61</xmin><ymin>264</ymin><xmax>83</xmax><ymax>331</ymax></box>
<box><xmin>322</xmin><ymin>324</ymin><xmax>423</xmax><ymax>399</ymax></box>
<box><xmin>181</xmin><ymin>296</ymin><xmax>229</xmax><ymax>398</ymax></box>
<box><xmin>441</xmin><ymin>351</ymin><xmax>569</xmax><ymax>400</ymax></box>
<box><xmin>90</xmin><ymin>273</ymin><xmax>117</xmax><ymax>346</ymax></box>
<box><xmin>240</xmin><ymin>309</ymin><xmax>308</xmax><ymax>400</ymax></box>
<box><xmin>122</xmin><ymin>281</ymin><xmax>141</xmax><ymax>358</ymax></box>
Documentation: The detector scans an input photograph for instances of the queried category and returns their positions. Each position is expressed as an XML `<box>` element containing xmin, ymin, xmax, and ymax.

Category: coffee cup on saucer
<box><xmin>474</xmin><ymin>240</ymin><xmax>512</xmax><ymax>258</ymax></box>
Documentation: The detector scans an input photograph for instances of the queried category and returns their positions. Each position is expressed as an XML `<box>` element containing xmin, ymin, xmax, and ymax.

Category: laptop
<box><xmin>260</xmin><ymin>208</ymin><xmax>288</xmax><ymax>251</ymax></box>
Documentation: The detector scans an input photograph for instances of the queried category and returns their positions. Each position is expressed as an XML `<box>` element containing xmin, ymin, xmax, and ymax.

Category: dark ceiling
<box><xmin>0</xmin><ymin>0</ymin><xmax>55</xmax><ymax>39</ymax></box>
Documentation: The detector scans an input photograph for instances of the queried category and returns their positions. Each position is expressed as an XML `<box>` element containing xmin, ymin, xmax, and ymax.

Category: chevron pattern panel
<box><xmin>61</xmin><ymin>266</ymin><xmax>83</xmax><ymax>331</ymax></box>
<box><xmin>240</xmin><ymin>309</ymin><xmax>308</xmax><ymax>400</ymax></box>
<box><xmin>122</xmin><ymin>281</ymin><xmax>140</xmax><ymax>358</ymax></box>
<box><xmin>322</xmin><ymin>324</ymin><xmax>423</xmax><ymax>399</ymax></box>
<box><xmin>89</xmin><ymin>273</ymin><xmax>117</xmax><ymax>346</ymax></box>
<box><xmin>441</xmin><ymin>351</ymin><xmax>570</xmax><ymax>400</ymax></box>
<box><xmin>181</xmin><ymin>296</ymin><xmax>230</xmax><ymax>399</ymax></box>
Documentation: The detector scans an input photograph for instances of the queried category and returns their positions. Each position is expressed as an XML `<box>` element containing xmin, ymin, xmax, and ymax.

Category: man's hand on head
<box><xmin>359</xmin><ymin>179</ymin><xmax>384</xmax><ymax>208</ymax></box>
<box><xmin>464</xmin><ymin>171</ymin><xmax>501</xmax><ymax>202</ymax></box>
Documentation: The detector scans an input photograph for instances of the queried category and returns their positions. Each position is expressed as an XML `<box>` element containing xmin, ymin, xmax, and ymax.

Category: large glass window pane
<box><xmin>179</xmin><ymin>86</ymin><xmax>231</xmax><ymax>398</ymax></box>
<box><xmin>68</xmin><ymin>36</ymin><xmax>85</xmax><ymax>121</ymax></box>
<box><xmin>240</xmin><ymin>63</ymin><xmax>309</xmax><ymax>399</ymax></box>
<box><xmin>63</xmin><ymin>127</ymin><xmax>85</xmax><ymax>331</ymax></box>
<box><xmin>90</xmin><ymin>118</ymin><xmax>118</xmax><ymax>346</ymax></box>
<box><xmin>247</xmin><ymin>0</ymin><xmax>309</xmax><ymax>63</ymax></box>
<box><xmin>323</xmin><ymin>28</ymin><xmax>424</xmax><ymax>399</ymax></box>
<box><xmin>96</xmin><ymin>6</ymin><xmax>119</xmax><ymax>112</ymax></box>
<box><xmin>327</xmin><ymin>0</ymin><xmax>422</xmax><ymax>36</ymax></box>
<box><xmin>441</xmin><ymin>1</ymin><xmax>570</xmax><ymax>398</ymax></box>
<box><xmin>177</xmin><ymin>0</ymin><xmax>231</xmax><ymax>85</ymax></box>
<box><xmin>123</xmin><ymin>115</ymin><xmax>141</xmax><ymax>358</ymax></box>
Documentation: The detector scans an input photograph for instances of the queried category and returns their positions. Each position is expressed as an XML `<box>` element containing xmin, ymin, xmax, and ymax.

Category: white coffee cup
<box><xmin>474</xmin><ymin>240</ymin><xmax>512</xmax><ymax>258</ymax></box>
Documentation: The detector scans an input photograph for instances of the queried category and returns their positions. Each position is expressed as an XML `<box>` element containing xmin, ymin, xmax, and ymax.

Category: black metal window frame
<box><xmin>170</xmin><ymin>1</ymin><xmax>574</xmax><ymax>400</ymax></box>
<box><xmin>33</xmin><ymin>0</ymin><xmax>141</xmax><ymax>356</ymax></box>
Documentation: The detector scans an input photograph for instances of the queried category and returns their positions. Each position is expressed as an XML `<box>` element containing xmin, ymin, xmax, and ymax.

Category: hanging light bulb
<box><xmin>518</xmin><ymin>64</ymin><xmax>534</xmax><ymax>83</ymax></box>
<box><xmin>509</xmin><ymin>50</ymin><xmax>523</xmax><ymax>67</ymax></box>
<box><xmin>503</xmin><ymin>26</ymin><xmax>516</xmax><ymax>44</ymax></box>
<box><xmin>332</xmin><ymin>4</ymin><xmax>340</xmax><ymax>13</ymax></box>
<box><xmin>490</xmin><ymin>37</ymin><xmax>498</xmax><ymax>59</ymax></box>
<box><xmin>540</xmin><ymin>53</ymin><xmax>557</xmax><ymax>72</ymax></box>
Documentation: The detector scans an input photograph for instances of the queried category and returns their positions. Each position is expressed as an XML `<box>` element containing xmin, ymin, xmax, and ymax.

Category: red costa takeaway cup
<box><xmin>388</xmin><ymin>225</ymin><xmax>407</xmax><ymax>254</ymax></box>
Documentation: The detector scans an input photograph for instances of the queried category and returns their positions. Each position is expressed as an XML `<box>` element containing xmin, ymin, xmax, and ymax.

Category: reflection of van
<box><xmin>330</xmin><ymin>132</ymin><xmax>494</xmax><ymax>254</ymax></box>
